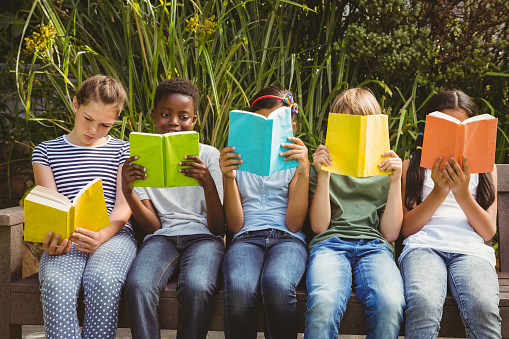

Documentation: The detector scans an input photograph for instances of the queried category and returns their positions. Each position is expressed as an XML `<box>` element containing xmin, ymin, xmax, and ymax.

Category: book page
<box><xmin>364</xmin><ymin>114</ymin><xmax>391</xmax><ymax>176</ymax></box>
<box><xmin>28</xmin><ymin>185</ymin><xmax>71</xmax><ymax>207</ymax></box>
<box><xmin>74</xmin><ymin>179</ymin><xmax>110</xmax><ymax>232</ymax></box>
<box><xmin>269</xmin><ymin>106</ymin><xmax>298</xmax><ymax>175</ymax></box>
<box><xmin>130</xmin><ymin>132</ymin><xmax>165</xmax><ymax>188</ymax></box>
<box><xmin>164</xmin><ymin>131</ymin><xmax>199</xmax><ymax>187</ymax></box>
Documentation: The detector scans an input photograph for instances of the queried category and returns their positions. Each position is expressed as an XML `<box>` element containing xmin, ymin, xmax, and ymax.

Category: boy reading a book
<box><xmin>122</xmin><ymin>78</ymin><xmax>225</xmax><ymax>339</ymax></box>
<box><xmin>305</xmin><ymin>88</ymin><xmax>405</xmax><ymax>338</ymax></box>
<box><xmin>32</xmin><ymin>74</ymin><xmax>137</xmax><ymax>339</ymax></box>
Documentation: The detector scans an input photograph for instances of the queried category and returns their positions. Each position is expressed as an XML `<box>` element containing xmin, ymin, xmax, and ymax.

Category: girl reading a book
<box><xmin>32</xmin><ymin>75</ymin><xmax>136</xmax><ymax>339</ymax></box>
<box><xmin>399</xmin><ymin>90</ymin><xmax>501</xmax><ymax>338</ymax></box>
<box><xmin>219</xmin><ymin>86</ymin><xmax>309</xmax><ymax>338</ymax></box>
<box><xmin>305</xmin><ymin>88</ymin><xmax>405</xmax><ymax>338</ymax></box>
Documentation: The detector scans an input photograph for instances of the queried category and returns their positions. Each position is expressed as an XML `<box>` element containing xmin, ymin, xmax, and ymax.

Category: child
<box><xmin>219</xmin><ymin>86</ymin><xmax>309</xmax><ymax>339</ymax></box>
<box><xmin>122</xmin><ymin>78</ymin><xmax>225</xmax><ymax>339</ymax></box>
<box><xmin>32</xmin><ymin>74</ymin><xmax>137</xmax><ymax>339</ymax></box>
<box><xmin>305</xmin><ymin>88</ymin><xmax>405</xmax><ymax>338</ymax></box>
<box><xmin>399</xmin><ymin>90</ymin><xmax>501</xmax><ymax>338</ymax></box>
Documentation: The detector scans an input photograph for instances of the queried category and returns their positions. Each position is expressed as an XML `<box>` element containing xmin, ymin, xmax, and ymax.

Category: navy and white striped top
<box><xmin>32</xmin><ymin>135</ymin><xmax>130</xmax><ymax>217</ymax></box>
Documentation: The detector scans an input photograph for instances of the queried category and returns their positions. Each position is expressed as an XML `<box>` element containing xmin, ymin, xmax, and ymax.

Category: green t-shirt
<box><xmin>308</xmin><ymin>166</ymin><xmax>393</xmax><ymax>253</ymax></box>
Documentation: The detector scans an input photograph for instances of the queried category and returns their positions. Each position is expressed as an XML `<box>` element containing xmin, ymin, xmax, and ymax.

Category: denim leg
<box><xmin>448</xmin><ymin>254</ymin><xmax>501</xmax><ymax>339</ymax></box>
<box><xmin>82</xmin><ymin>228</ymin><xmax>137</xmax><ymax>339</ymax></box>
<box><xmin>125</xmin><ymin>235</ymin><xmax>180</xmax><ymax>339</ymax></box>
<box><xmin>304</xmin><ymin>238</ymin><xmax>353</xmax><ymax>339</ymax></box>
<box><xmin>261</xmin><ymin>234</ymin><xmax>307</xmax><ymax>339</ymax></box>
<box><xmin>176</xmin><ymin>235</ymin><xmax>224</xmax><ymax>339</ymax></box>
<box><xmin>399</xmin><ymin>248</ymin><xmax>448</xmax><ymax>339</ymax></box>
<box><xmin>39</xmin><ymin>247</ymin><xmax>88</xmax><ymax>339</ymax></box>
<box><xmin>353</xmin><ymin>240</ymin><xmax>404</xmax><ymax>339</ymax></box>
<box><xmin>223</xmin><ymin>233</ymin><xmax>266</xmax><ymax>339</ymax></box>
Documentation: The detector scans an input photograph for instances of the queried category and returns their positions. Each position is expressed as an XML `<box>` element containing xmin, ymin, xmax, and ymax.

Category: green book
<box><xmin>129</xmin><ymin>131</ymin><xmax>199</xmax><ymax>188</ymax></box>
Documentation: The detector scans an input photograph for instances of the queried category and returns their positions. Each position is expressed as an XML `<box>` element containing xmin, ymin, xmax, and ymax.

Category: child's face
<box><xmin>441</xmin><ymin>108</ymin><xmax>469</xmax><ymax>122</ymax></box>
<box><xmin>151</xmin><ymin>93</ymin><xmax>196</xmax><ymax>134</ymax></box>
<box><xmin>70</xmin><ymin>98</ymin><xmax>118</xmax><ymax>146</ymax></box>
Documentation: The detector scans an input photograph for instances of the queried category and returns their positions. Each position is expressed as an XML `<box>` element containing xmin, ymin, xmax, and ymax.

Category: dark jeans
<box><xmin>125</xmin><ymin>234</ymin><xmax>224</xmax><ymax>339</ymax></box>
<box><xmin>222</xmin><ymin>229</ymin><xmax>308</xmax><ymax>339</ymax></box>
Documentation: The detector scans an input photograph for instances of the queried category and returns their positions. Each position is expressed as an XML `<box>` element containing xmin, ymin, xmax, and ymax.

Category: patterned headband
<box><xmin>251</xmin><ymin>93</ymin><xmax>299</xmax><ymax>116</ymax></box>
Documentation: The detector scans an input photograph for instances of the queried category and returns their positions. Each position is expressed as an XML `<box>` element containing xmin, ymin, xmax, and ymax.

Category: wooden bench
<box><xmin>1</xmin><ymin>164</ymin><xmax>509</xmax><ymax>338</ymax></box>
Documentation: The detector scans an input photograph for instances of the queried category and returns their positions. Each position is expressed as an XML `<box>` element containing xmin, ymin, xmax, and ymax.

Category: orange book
<box><xmin>420</xmin><ymin>111</ymin><xmax>497</xmax><ymax>174</ymax></box>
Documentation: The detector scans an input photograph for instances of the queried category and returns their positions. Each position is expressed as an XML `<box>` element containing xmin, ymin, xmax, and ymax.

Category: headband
<box><xmin>251</xmin><ymin>93</ymin><xmax>299</xmax><ymax>116</ymax></box>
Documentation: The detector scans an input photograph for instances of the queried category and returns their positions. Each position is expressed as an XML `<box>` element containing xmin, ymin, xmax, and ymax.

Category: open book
<box><xmin>322</xmin><ymin>113</ymin><xmax>391</xmax><ymax>177</ymax></box>
<box><xmin>130</xmin><ymin>131</ymin><xmax>199</xmax><ymax>187</ymax></box>
<box><xmin>228</xmin><ymin>106</ymin><xmax>298</xmax><ymax>176</ymax></box>
<box><xmin>24</xmin><ymin>178</ymin><xmax>110</xmax><ymax>243</ymax></box>
<box><xmin>420</xmin><ymin>111</ymin><xmax>497</xmax><ymax>174</ymax></box>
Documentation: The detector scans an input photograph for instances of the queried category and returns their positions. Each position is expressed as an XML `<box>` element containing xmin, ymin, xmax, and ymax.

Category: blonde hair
<box><xmin>330</xmin><ymin>88</ymin><xmax>381</xmax><ymax>116</ymax></box>
<box><xmin>75</xmin><ymin>75</ymin><xmax>127</xmax><ymax>115</ymax></box>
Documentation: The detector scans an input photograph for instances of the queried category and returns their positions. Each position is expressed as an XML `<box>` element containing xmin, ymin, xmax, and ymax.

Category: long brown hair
<box><xmin>405</xmin><ymin>90</ymin><xmax>495</xmax><ymax>210</ymax></box>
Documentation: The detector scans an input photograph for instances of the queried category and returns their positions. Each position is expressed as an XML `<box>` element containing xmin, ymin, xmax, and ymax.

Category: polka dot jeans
<box><xmin>38</xmin><ymin>227</ymin><xmax>137</xmax><ymax>339</ymax></box>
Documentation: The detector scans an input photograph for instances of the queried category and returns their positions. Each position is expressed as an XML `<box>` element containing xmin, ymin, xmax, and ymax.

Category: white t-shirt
<box><xmin>399</xmin><ymin>169</ymin><xmax>495</xmax><ymax>267</ymax></box>
<box><xmin>134</xmin><ymin>143</ymin><xmax>223</xmax><ymax>240</ymax></box>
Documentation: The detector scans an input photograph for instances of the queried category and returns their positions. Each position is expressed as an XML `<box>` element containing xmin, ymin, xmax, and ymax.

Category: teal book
<box><xmin>129</xmin><ymin>131</ymin><xmax>199</xmax><ymax>188</ymax></box>
<box><xmin>228</xmin><ymin>106</ymin><xmax>298</xmax><ymax>176</ymax></box>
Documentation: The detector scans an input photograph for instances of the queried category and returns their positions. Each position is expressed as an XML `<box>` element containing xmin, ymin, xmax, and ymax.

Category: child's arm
<box><xmin>121</xmin><ymin>156</ymin><xmax>163</xmax><ymax>233</ymax></box>
<box><xmin>71</xmin><ymin>164</ymin><xmax>132</xmax><ymax>253</ymax></box>
<box><xmin>444</xmin><ymin>156</ymin><xmax>497</xmax><ymax>240</ymax></box>
<box><xmin>378</xmin><ymin>150</ymin><xmax>403</xmax><ymax>242</ymax></box>
<box><xmin>33</xmin><ymin>162</ymin><xmax>73</xmax><ymax>255</ymax></box>
<box><xmin>281</xmin><ymin>137</ymin><xmax>310</xmax><ymax>232</ymax></box>
<box><xmin>179</xmin><ymin>154</ymin><xmax>225</xmax><ymax>235</ymax></box>
<box><xmin>309</xmin><ymin>145</ymin><xmax>332</xmax><ymax>234</ymax></box>
<box><xmin>401</xmin><ymin>156</ymin><xmax>450</xmax><ymax>238</ymax></box>
<box><xmin>219</xmin><ymin>146</ymin><xmax>244</xmax><ymax>233</ymax></box>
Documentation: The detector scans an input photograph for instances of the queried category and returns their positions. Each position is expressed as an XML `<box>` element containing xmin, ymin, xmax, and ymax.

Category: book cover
<box><xmin>322</xmin><ymin>113</ymin><xmax>391</xmax><ymax>177</ymax></box>
<box><xmin>24</xmin><ymin>178</ymin><xmax>110</xmax><ymax>243</ymax></box>
<box><xmin>228</xmin><ymin>106</ymin><xmax>298</xmax><ymax>176</ymax></box>
<box><xmin>129</xmin><ymin>131</ymin><xmax>200</xmax><ymax>187</ymax></box>
<box><xmin>420</xmin><ymin>111</ymin><xmax>497</xmax><ymax>174</ymax></box>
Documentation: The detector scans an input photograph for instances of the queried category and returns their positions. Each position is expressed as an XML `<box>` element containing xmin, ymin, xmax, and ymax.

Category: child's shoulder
<box><xmin>198</xmin><ymin>143</ymin><xmax>220</xmax><ymax>158</ymax></box>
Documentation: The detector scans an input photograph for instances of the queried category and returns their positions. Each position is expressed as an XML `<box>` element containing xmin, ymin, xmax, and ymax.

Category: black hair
<box><xmin>405</xmin><ymin>90</ymin><xmax>495</xmax><ymax>211</ymax></box>
<box><xmin>250</xmin><ymin>86</ymin><xmax>293</xmax><ymax>112</ymax></box>
<box><xmin>153</xmin><ymin>78</ymin><xmax>199</xmax><ymax>114</ymax></box>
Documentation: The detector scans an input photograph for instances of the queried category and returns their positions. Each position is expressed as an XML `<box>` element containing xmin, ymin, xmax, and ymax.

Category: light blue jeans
<box><xmin>305</xmin><ymin>237</ymin><xmax>405</xmax><ymax>339</ymax></box>
<box><xmin>125</xmin><ymin>234</ymin><xmax>224</xmax><ymax>339</ymax></box>
<box><xmin>399</xmin><ymin>247</ymin><xmax>501</xmax><ymax>338</ymax></box>
<box><xmin>39</xmin><ymin>227</ymin><xmax>137</xmax><ymax>339</ymax></box>
<box><xmin>222</xmin><ymin>229</ymin><xmax>308</xmax><ymax>339</ymax></box>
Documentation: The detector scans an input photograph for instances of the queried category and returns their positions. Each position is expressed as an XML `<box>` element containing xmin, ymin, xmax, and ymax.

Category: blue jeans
<box><xmin>399</xmin><ymin>247</ymin><xmax>501</xmax><ymax>338</ymax></box>
<box><xmin>305</xmin><ymin>237</ymin><xmax>405</xmax><ymax>339</ymax></box>
<box><xmin>222</xmin><ymin>229</ymin><xmax>308</xmax><ymax>339</ymax></box>
<box><xmin>125</xmin><ymin>234</ymin><xmax>224</xmax><ymax>339</ymax></box>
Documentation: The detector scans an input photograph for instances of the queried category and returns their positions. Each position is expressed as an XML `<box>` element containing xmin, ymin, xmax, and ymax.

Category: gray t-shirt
<box><xmin>134</xmin><ymin>143</ymin><xmax>223</xmax><ymax>239</ymax></box>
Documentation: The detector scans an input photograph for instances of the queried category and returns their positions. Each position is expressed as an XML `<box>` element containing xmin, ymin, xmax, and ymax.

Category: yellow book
<box><xmin>322</xmin><ymin>113</ymin><xmax>391</xmax><ymax>177</ymax></box>
<box><xmin>24</xmin><ymin>178</ymin><xmax>110</xmax><ymax>243</ymax></box>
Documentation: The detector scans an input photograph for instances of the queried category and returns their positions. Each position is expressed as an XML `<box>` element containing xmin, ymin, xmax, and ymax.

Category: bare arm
<box><xmin>283</xmin><ymin>137</ymin><xmax>310</xmax><ymax>232</ymax></box>
<box><xmin>401</xmin><ymin>157</ymin><xmax>450</xmax><ymax>238</ymax></box>
<box><xmin>308</xmin><ymin>145</ymin><xmax>332</xmax><ymax>234</ymax></box>
<box><xmin>378</xmin><ymin>151</ymin><xmax>403</xmax><ymax>242</ymax></box>
<box><xmin>180</xmin><ymin>155</ymin><xmax>225</xmax><ymax>235</ymax></box>
<box><xmin>219</xmin><ymin>146</ymin><xmax>244</xmax><ymax>233</ymax></box>
<box><xmin>121</xmin><ymin>156</ymin><xmax>162</xmax><ymax>234</ymax></box>
<box><xmin>445</xmin><ymin>157</ymin><xmax>497</xmax><ymax>240</ymax></box>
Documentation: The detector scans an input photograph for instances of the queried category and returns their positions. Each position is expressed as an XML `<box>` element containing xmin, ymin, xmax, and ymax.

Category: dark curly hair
<box><xmin>153</xmin><ymin>78</ymin><xmax>199</xmax><ymax>114</ymax></box>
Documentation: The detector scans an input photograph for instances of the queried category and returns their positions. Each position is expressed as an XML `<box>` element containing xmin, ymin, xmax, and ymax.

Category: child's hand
<box><xmin>312</xmin><ymin>144</ymin><xmax>332</xmax><ymax>174</ymax></box>
<box><xmin>71</xmin><ymin>228</ymin><xmax>107</xmax><ymax>253</ymax></box>
<box><xmin>281</xmin><ymin>137</ymin><xmax>310</xmax><ymax>175</ymax></box>
<box><xmin>179</xmin><ymin>155</ymin><xmax>216</xmax><ymax>190</ymax></box>
<box><xmin>443</xmin><ymin>156</ymin><xmax>470</xmax><ymax>198</ymax></box>
<box><xmin>121</xmin><ymin>156</ymin><xmax>146</xmax><ymax>195</ymax></box>
<box><xmin>42</xmin><ymin>231</ymin><xmax>72</xmax><ymax>255</ymax></box>
<box><xmin>219</xmin><ymin>146</ymin><xmax>243</xmax><ymax>179</ymax></box>
<box><xmin>379</xmin><ymin>150</ymin><xmax>402</xmax><ymax>181</ymax></box>
<box><xmin>431</xmin><ymin>156</ymin><xmax>450</xmax><ymax>195</ymax></box>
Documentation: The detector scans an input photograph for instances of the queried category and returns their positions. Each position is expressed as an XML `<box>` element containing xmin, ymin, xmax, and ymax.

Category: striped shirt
<box><xmin>32</xmin><ymin>135</ymin><xmax>130</xmax><ymax>217</ymax></box>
